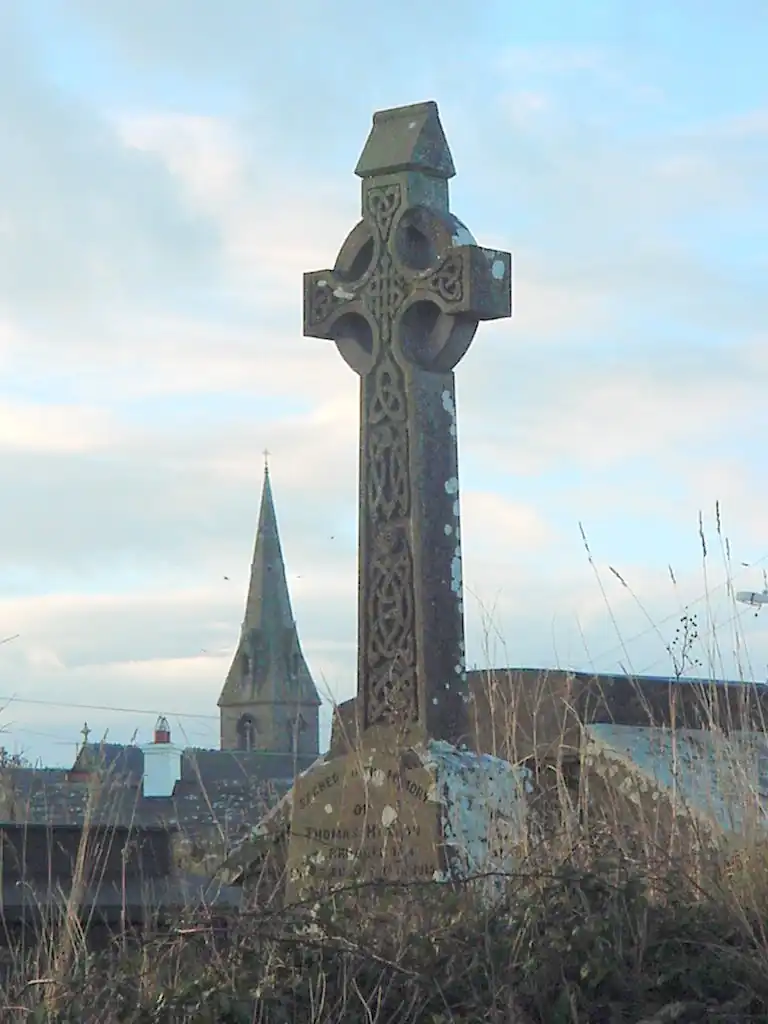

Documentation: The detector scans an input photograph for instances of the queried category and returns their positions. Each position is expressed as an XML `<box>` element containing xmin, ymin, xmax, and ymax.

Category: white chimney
<box><xmin>141</xmin><ymin>715</ymin><xmax>182</xmax><ymax>798</ymax></box>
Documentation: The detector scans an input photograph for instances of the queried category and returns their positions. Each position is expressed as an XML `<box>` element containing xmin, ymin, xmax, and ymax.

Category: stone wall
<box><xmin>332</xmin><ymin>669</ymin><xmax>768</xmax><ymax>765</ymax></box>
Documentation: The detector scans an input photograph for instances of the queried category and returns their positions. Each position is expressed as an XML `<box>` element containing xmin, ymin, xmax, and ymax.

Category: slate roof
<box><xmin>71</xmin><ymin>742</ymin><xmax>315</xmax><ymax>786</ymax></box>
<box><xmin>1</xmin><ymin>746</ymin><xmax>316</xmax><ymax>837</ymax></box>
<box><xmin>73</xmin><ymin>742</ymin><xmax>143</xmax><ymax>779</ymax></box>
<box><xmin>578</xmin><ymin>670</ymin><xmax>768</xmax><ymax>691</ymax></box>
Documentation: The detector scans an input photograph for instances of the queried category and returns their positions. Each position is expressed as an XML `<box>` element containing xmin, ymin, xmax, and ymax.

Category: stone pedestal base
<box><xmin>285</xmin><ymin>737</ymin><xmax>530</xmax><ymax>905</ymax></box>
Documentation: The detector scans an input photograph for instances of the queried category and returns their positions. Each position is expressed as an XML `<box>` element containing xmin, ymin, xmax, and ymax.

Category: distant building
<box><xmin>0</xmin><ymin>463</ymin><xmax>322</xmax><ymax>855</ymax></box>
<box><xmin>3</xmin><ymin>718</ymin><xmax>295</xmax><ymax>833</ymax></box>
<box><xmin>217</xmin><ymin>461</ymin><xmax>321</xmax><ymax>758</ymax></box>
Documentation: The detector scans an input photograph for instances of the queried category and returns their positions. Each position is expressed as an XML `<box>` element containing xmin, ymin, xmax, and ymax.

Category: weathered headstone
<box><xmin>584</xmin><ymin>723</ymin><xmax>768</xmax><ymax>845</ymax></box>
<box><xmin>287</xmin><ymin>101</ymin><xmax>528</xmax><ymax>904</ymax></box>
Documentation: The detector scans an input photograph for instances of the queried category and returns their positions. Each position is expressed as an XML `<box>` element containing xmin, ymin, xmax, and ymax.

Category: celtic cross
<box><xmin>303</xmin><ymin>101</ymin><xmax>512</xmax><ymax>743</ymax></box>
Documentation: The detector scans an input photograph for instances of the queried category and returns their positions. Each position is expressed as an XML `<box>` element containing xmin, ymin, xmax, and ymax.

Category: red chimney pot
<box><xmin>154</xmin><ymin>715</ymin><xmax>171</xmax><ymax>745</ymax></box>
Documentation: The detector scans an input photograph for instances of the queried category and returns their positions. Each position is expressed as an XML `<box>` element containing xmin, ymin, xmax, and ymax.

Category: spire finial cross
<box><xmin>81</xmin><ymin>721</ymin><xmax>91</xmax><ymax>746</ymax></box>
<box><xmin>263</xmin><ymin>448</ymin><xmax>270</xmax><ymax>472</ymax></box>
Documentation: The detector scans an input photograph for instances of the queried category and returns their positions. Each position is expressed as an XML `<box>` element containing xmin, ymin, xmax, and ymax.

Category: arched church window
<box><xmin>240</xmin><ymin>651</ymin><xmax>251</xmax><ymax>681</ymax></box>
<box><xmin>237</xmin><ymin>714</ymin><xmax>258</xmax><ymax>752</ymax></box>
<box><xmin>287</xmin><ymin>714</ymin><xmax>307</xmax><ymax>753</ymax></box>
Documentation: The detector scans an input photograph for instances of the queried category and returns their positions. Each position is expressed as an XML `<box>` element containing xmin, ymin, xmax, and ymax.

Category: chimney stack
<box><xmin>141</xmin><ymin>716</ymin><xmax>182</xmax><ymax>798</ymax></box>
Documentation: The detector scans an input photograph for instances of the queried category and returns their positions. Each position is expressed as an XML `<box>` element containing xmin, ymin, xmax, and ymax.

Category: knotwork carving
<box><xmin>306</xmin><ymin>276</ymin><xmax>345</xmax><ymax>328</ymax></box>
<box><xmin>366</xmin><ymin>184</ymin><xmax>401</xmax><ymax>242</ymax></box>
<box><xmin>364</xmin><ymin>350</ymin><xmax>416</xmax><ymax>723</ymax></box>
<box><xmin>368</xmin><ymin>354</ymin><xmax>406</xmax><ymax>426</ymax></box>
<box><xmin>355</xmin><ymin>184</ymin><xmax>418</xmax><ymax>726</ymax></box>
<box><xmin>367</xmin><ymin>359</ymin><xmax>409</xmax><ymax>522</ymax></box>
<box><xmin>368</xmin><ymin>426</ymin><xmax>409</xmax><ymax>522</ymax></box>
<box><xmin>365</xmin><ymin>524</ymin><xmax>416</xmax><ymax>724</ymax></box>
<box><xmin>428</xmin><ymin>252</ymin><xmax>464</xmax><ymax>304</ymax></box>
<box><xmin>362</xmin><ymin>251</ymin><xmax>408</xmax><ymax>342</ymax></box>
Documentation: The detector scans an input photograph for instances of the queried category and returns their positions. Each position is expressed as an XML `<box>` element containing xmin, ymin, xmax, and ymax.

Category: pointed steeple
<box><xmin>240</xmin><ymin>456</ymin><xmax>295</xmax><ymax>637</ymax></box>
<box><xmin>218</xmin><ymin>461</ymin><xmax>321</xmax><ymax>756</ymax></box>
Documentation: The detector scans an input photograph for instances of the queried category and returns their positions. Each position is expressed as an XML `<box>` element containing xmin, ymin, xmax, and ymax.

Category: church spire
<box><xmin>218</xmin><ymin>461</ymin><xmax>321</xmax><ymax>756</ymax></box>
<box><xmin>240</xmin><ymin>456</ymin><xmax>294</xmax><ymax>636</ymax></box>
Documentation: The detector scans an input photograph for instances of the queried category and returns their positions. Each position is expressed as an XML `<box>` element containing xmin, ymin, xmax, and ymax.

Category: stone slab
<box><xmin>584</xmin><ymin>724</ymin><xmax>768</xmax><ymax>838</ymax></box>
<box><xmin>286</xmin><ymin>738</ymin><xmax>530</xmax><ymax>904</ymax></box>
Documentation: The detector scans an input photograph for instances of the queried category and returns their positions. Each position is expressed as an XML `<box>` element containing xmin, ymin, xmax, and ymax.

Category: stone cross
<box><xmin>81</xmin><ymin>721</ymin><xmax>91</xmax><ymax>747</ymax></box>
<box><xmin>304</xmin><ymin>102</ymin><xmax>512</xmax><ymax>743</ymax></box>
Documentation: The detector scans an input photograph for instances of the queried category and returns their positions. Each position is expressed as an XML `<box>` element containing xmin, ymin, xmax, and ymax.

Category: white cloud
<box><xmin>0</xmin><ymin>318</ymin><xmax>22</xmax><ymax>366</ymax></box>
<box><xmin>0</xmin><ymin>101</ymin><xmax>615</xmax><ymax>408</ymax></box>
<box><xmin>117</xmin><ymin>112</ymin><xmax>353</xmax><ymax>303</ymax></box>
<box><xmin>1</xmin><ymin>9</ymin><xmax>766</xmax><ymax>766</ymax></box>
<box><xmin>703</xmin><ymin>109</ymin><xmax>768</xmax><ymax>140</ymax></box>
<box><xmin>0</xmin><ymin>59</ymin><xmax>216</xmax><ymax>327</ymax></box>
<box><xmin>0</xmin><ymin>400</ymin><xmax>117</xmax><ymax>453</ymax></box>
<box><xmin>497</xmin><ymin>45</ymin><xmax>612</xmax><ymax>79</ymax></box>
<box><xmin>502</xmin><ymin>91</ymin><xmax>551</xmax><ymax>128</ymax></box>
<box><xmin>462</xmin><ymin>492</ymin><xmax>553</xmax><ymax>553</ymax></box>
<box><xmin>507</xmin><ymin>252</ymin><xmax>611</xmax><ymax>340</ymax></box>
<box><xmin>466</xmin><ymin>101</ymin><xmax>768</xmax><ymax>339</ymax></box>
<box><xmin>495</xmin><ymin>42</ymin><xmax>667</xmax><ymax>109</ymax></box>
<box><xmin>118</xmin><ymin>115</ymin><xmax>242</xmax><ymax>208</ymax></box>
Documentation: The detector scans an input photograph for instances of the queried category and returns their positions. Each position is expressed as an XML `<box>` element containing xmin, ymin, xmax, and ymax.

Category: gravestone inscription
<box><xmin>287</xmin><ymin>749</ymin><xmax>442</xmax><ymax>891</ymax></box>
<box><xmin>286</xmin><ymin>741</ymin><xmax>529</xmax><ymax>901</ymax></box>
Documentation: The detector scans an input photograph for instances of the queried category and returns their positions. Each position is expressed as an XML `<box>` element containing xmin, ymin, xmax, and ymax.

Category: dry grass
<box><xmin>3</xmin><ymin>512</ymin><xmax>768</xmax><ymax>1021</ymax></box>
<box><xmin>7</xmin><ymin>716</ymin><xmax>768</xmax><ymax>1024</ymax></box>
<box><xmin>4</xmin><ymin>817</ymin><xmax>768</xmax><ymax>1023</ymax></box>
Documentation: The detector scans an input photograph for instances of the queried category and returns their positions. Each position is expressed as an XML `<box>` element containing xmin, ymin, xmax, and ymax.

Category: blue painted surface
<box><xmin>422</xmin><ymin>739</ymin><xmax>531</xmax><ymax>899</ymax></box>
<box><xmin>586</xmin><ymin>723</ymin><xmax>768</xmax><ymax>835</ymax></box>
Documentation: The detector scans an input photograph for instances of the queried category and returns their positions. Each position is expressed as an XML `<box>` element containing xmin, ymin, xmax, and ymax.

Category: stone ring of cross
<box><xmin>308</xmin><ymin>202</ymin><xmax>505</xmax><ymax>377</ymax></box>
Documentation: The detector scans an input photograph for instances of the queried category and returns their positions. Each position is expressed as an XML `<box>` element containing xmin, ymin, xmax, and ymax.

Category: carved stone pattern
<box><xmin>428</xmin><ymin>252</ymin><xmax>464</xmax><ymax>304</ymax></box>
<box><xmin>368</xmin><ymin>412</ymin><xmax>408</xmax><ymax>523</ymax></box>
<box><xmin>307</xmin><ymin>278</ymin><xmax>344</xmax><ymax>327</ymax></box>
<box><xmin>366</xmin><ymin>184</ymin><xmax>401</xmax><ymax>244</ymax></box>
<box><xmin>365</xmin><ymin>524</ymin><xmax>416</xmax><ymax>724</ymax></box>
<box><xmin>361</xmin><ymin>183</ymin><xmax>418</xmax><ymax>727</ymax></box>
<box><xmin>363</xmin><ymin>251</ymin><xmax>407</xmax><ymax>344</ymax></box>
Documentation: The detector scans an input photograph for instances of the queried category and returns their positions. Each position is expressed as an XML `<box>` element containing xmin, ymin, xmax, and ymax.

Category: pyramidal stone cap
<box><xmin>354</xmin><ymin>100</ymin><xmax>456</xmax><ymax>180</ymax></box>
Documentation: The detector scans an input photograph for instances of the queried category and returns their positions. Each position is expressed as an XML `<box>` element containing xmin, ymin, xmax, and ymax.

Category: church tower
<box><xmin>218</xmin><ymin>461</ymin><xmax>321</xmax><ymax>757</ymax></box>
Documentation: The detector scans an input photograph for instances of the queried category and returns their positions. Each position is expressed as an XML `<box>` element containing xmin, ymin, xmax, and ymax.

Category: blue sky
<box><xmin>1</xmin><ymin>0</ymin><xmax>767</xmax><ymax>765</ymax></box>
